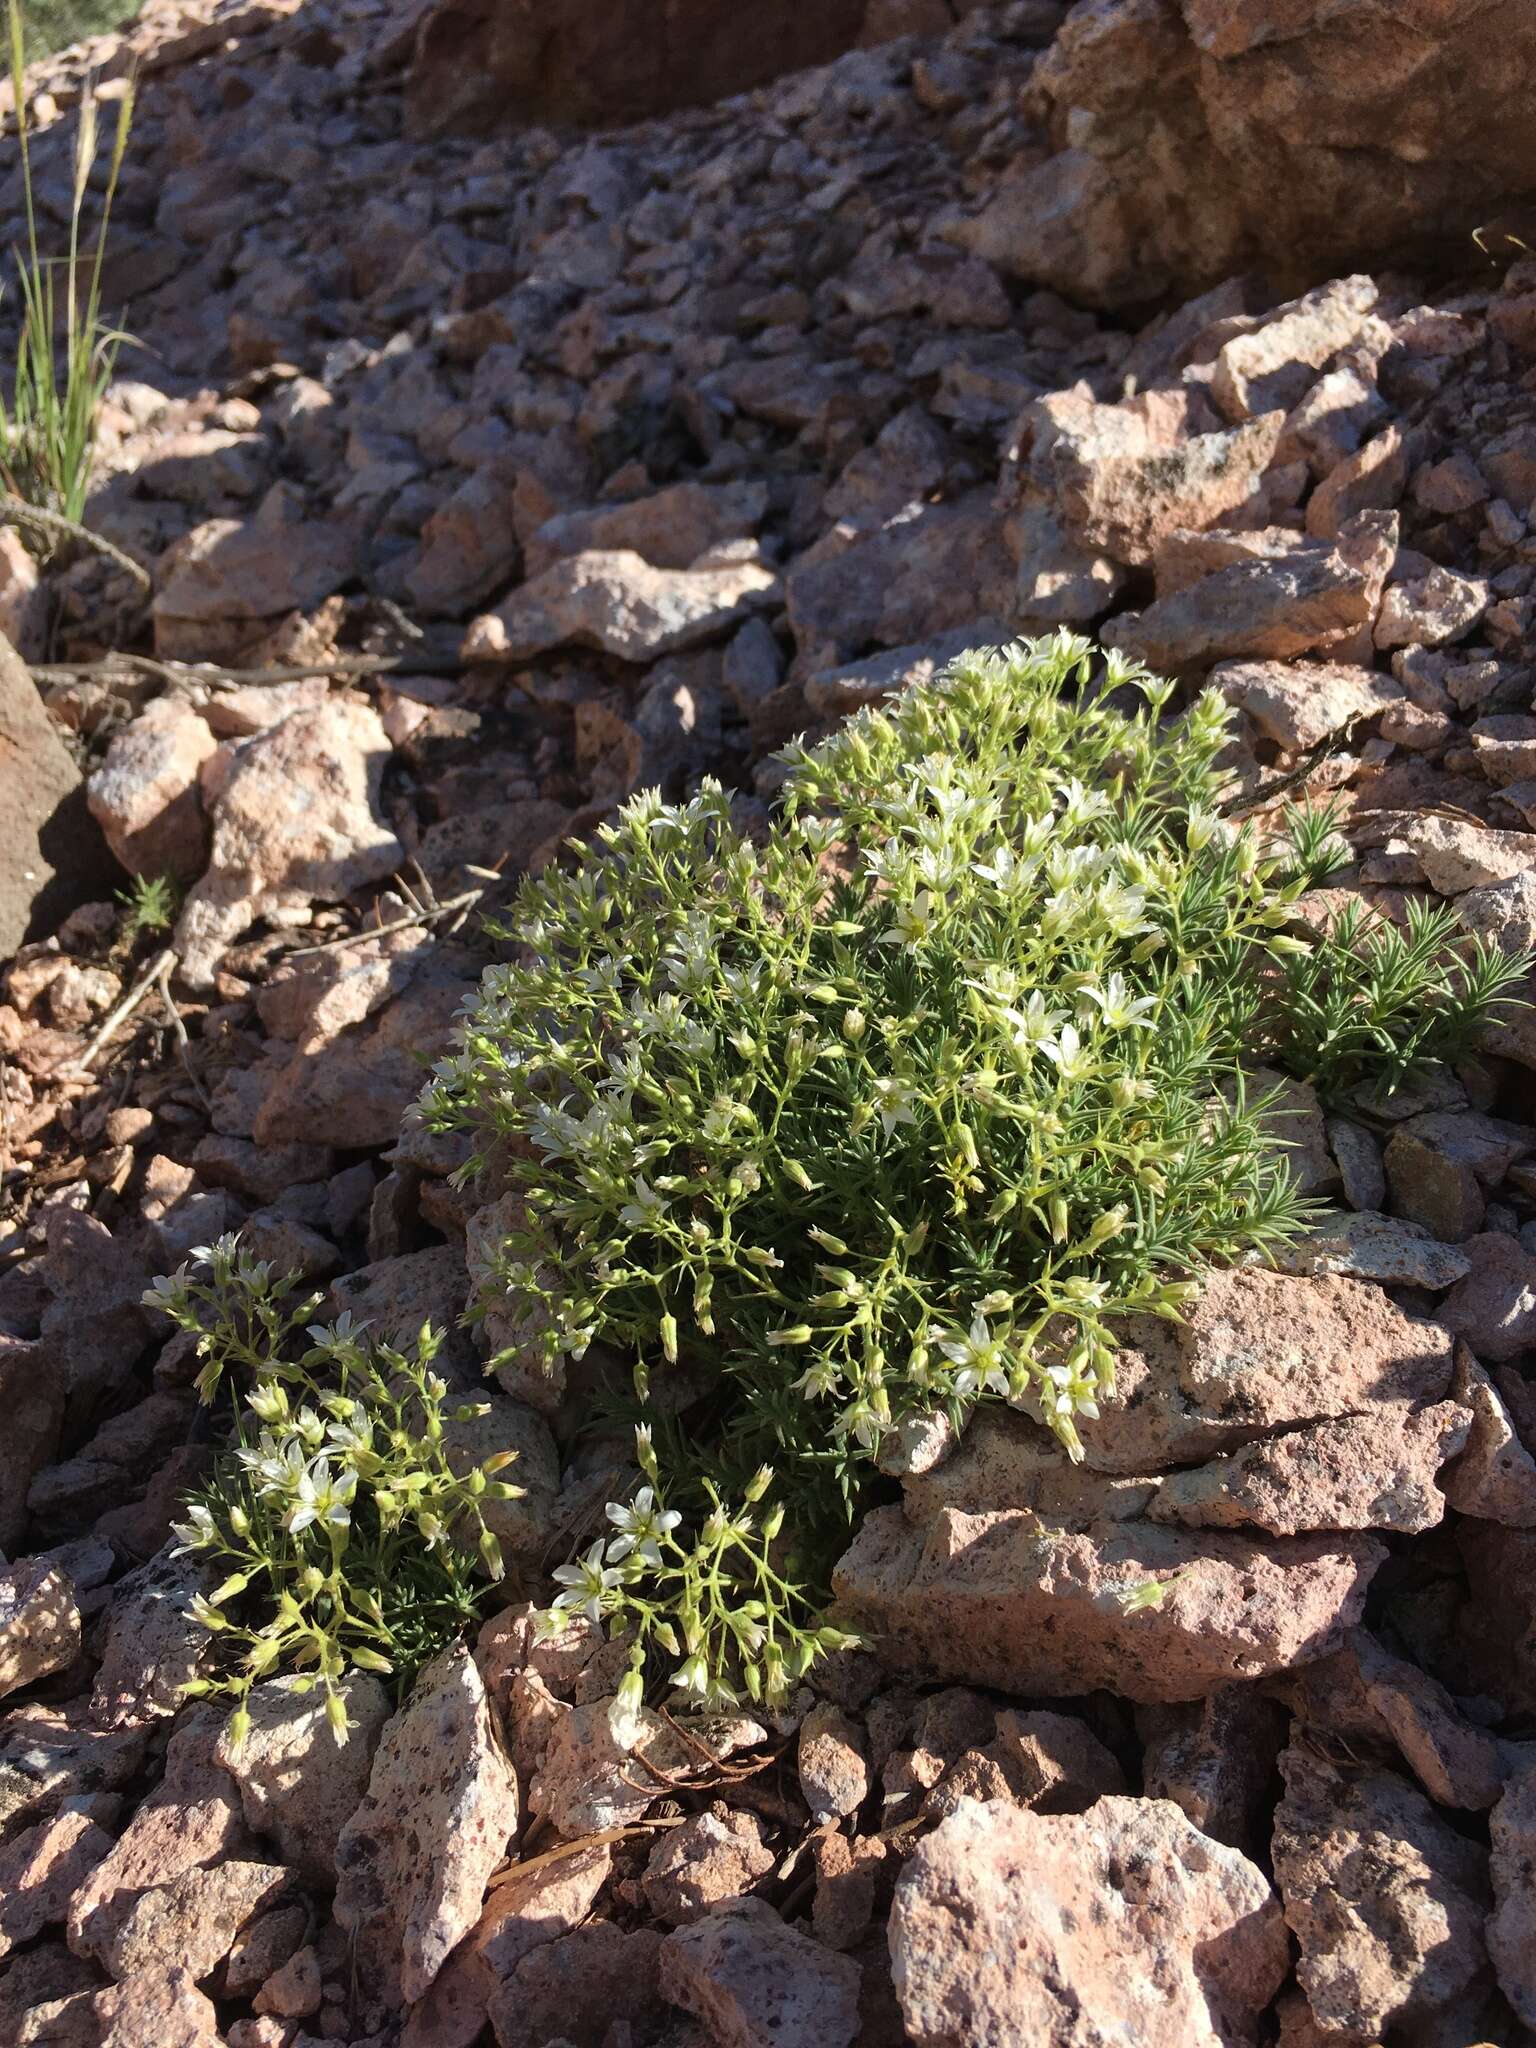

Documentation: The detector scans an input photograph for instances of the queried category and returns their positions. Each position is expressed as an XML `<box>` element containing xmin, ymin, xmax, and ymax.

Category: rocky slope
<box><xmin>3</xmin><ymin>2</ymin><xmax>1536</xmax><ymax>2045</ymax></box>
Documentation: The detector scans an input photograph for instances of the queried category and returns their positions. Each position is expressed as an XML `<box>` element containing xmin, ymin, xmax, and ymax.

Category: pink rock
<box><xmin>1489</xmin><ymin>1762</ymin><xmax>1536</xmax><ymax>2026</ymax></box>
<box><xmin>1211</xmin><ymin>277</ymin><xmax>1379</xmax><ymax>422</ymax></box>
<box><xmin>401</xmin><ymin>1843</ymin><xmax>610</xmax><ymax>2048</ymax></box>
<box><xmin>215</xmin><ymin>1673</ymin><xmax>391</xmax><ymax>1887</ymax></box>
<box><xmin>0</xmin><ymin>1559</ymin><xmax>80</xmax><ymax>1698</ymax></box>
<box><xmin>1273</xmin><ymin>1747</ymin><xmax>1489</xmax><ymax>2038</ymax></box>
<box><xmin>1215</xmin><ymin>657</ymin><xmax>1403</xmax><ymax>753</ymax></box>
<box><xmin>0</xmin><ymin>1801</ymin><xmax>117</xmax><ymax>1961</ymax></box>
<box><xmin>154</xmin><ymin>516</ymin><xmax>356</xmax><ymax>658</ymax></box>
<box><xmin>1147</xmin><ymin>1399</ymin><xmax>1470</xmax><ymax>1536</ymax></box>
<box><xmin>643</xmin><ymin>1808</ymin><xmax>775</xmax><ymax>1927</ymax></box>
<box><xmin>890</xmin><ymin>1795</ymin><xmax>1289</xmax><ymax>2047</ymax></box>
<box><xmin>68</xmin><ymin>1707</ymin><xmax>250</xmax><ymax>1967</ymax></box>
<box><xmin>0</xmin><ymin>1701</ymin><xmax>146</xmax><ymax>1844</ymax></box>
<box><xmin>526</xmin><ymin>480</ymin><xmax>768</xmax><ymax>578</ymax></box>
<box><xmin>1102</xmin><ymin>512</ymin><xmax>1395</xmax><ymax>673</ymax></box>
<box><xmin>102</xmin><ymin>1857</ymin><xmax>291</xmax><ymax>1982</ymax></box>
<box><xmin>174</xmin><ymin>694</ymin><xmax>404</xmax><ymax>989</ymax></box>
<box><xmin>487</xmin><ymin>1921</ymin><xmax>664</xmax><ymax>2048</ymax></box>
<box><xmin>1435</xmin><ymin>1232</ymin><xmax>1536</xmax><ymax>1360</ymax></box>
<box><xmin>1441</xmin><ymin>1344</ymin><xmax>1536</xmax><ymax>1526</ymax></box>
<box><xmin>659</xmin><ymin>1895</ymin><xmax>862</xmax><ymax>2048</ymax></box>
<box><xmin>797</xmin><ymin>1701</ymin><xmax>871</xmax><ymax>1825</ymax></box>
<box><xmin>833</xmin><ymin>1504</ymin><xmax>1383</xmax><ymax>1703</ymax></box>
<box><xmin>1139</xmin><ymin>1688</ymin><xmax>1288</xmax><ymax>1854</ymax></box>
<box><xmin>91</xmin><ymin>1964</ymin><xmax>224</xmax><ymax>2048</ymax></box>
<box><xmin>86</xmin><ymin>695</ymin><xmax>217</xmax><ymax>881</ymax></box>
<box><xmin>464</xmin><ymin>547</ymin><xmax>779</xmax><ymax>664</ymax></box>
<box><xmin>334</xmin><ymin>1644</ymin><xmax>520</xmax><ymax>2008</ymax></box>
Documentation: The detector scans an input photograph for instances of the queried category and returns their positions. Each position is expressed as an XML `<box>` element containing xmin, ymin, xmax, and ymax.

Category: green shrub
<box><xmin>1</xmin><ymin>0</ymin><xmax>134</xmax><ymax>527</ymax></box>
<box><xmin>421</xmin><ymin>634</ymin><xmax>1527</xmax><ymax>1715</ymax></box>
<box><xmin>152</xmin><ymin>1238</ymin><xmax>522</xmax><ymax>1745</ymax></box>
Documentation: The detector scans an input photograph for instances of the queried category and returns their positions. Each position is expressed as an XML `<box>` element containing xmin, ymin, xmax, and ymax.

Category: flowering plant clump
<box><xmin>153</xmin><ymin>1237</ymin><xmax>522</xmax><ymax>1745</ymax></box>
<box><xmin>420</xmin><ymin>633</ymin><xmax>1527</xmax><ymax>1713</ymax></box>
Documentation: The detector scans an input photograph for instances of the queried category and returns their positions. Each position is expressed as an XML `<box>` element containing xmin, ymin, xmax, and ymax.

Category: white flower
<box><xmin>1057</xmin><ymin>777</ymin><xmax>1112</xmax><ymax>830</ymax></box>
<box><xmin>1083</xmin><ymin>972</ymin><xmax>1157</xmax><ymax>1032</ymax></box>
<box><xmin>1003</xmin><ymin>991</ymin><xmax>1068</xmax><ymax>1050</ymax></box>
<box><xmin>937</xmin><ymin>1311</ymin><xmax>1010</xmax><ymax>1399</ymax></box>
<box><xmin>619</xmin><ymin>1176</ymin><xmax>669</xmax><ymax>1230</ymax></box>
<box><xmin>879</xmin><ymin>891</ymin><xmax>938</xmax><ymax>951</ymax></box>
<box><xmin>551</xmin><ymin>1540</ymin><xmax>622</xmax><ymax>1625</ymax></box>
<box><xmin>1039</xmin><ymin>1022</ymin><xmax>1093</xmax><ymax>1082</ymax></box>
<box><xmin>1095</xmin><ymin>880</ymin><xmax>1153</xmax><ymax>939</ymax></box>
<box><xmin>285</xmin><ymin>1457</ymin><xmax>356</xmax><ymax>1536</ymax></box>
<box><xmin>871</xmin><ymin>1076</ymin><xmax>918</xmax><ymax>1139</ymax></box>
<box><xmin>604</xmin><ymin>1486</ymin><xmax>682</xmax><ymax>1566</ymax></box>
<box><xmin>169</xmin><ymin>1502</ymin><xmax>216</xmax><ymax>1554</ymax></box>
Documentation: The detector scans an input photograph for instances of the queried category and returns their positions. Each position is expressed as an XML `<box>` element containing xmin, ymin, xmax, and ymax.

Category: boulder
<box><xmin>945</xmin><ymin>2</ymin><xmax>1536</xmax><ymax>307</ymax></box>
<box><xmin>333</xmin><ymin>1643</ymin><xmax>520</xmax><ymax>2008</ymax></box>
<box><xmin>406</xmin><ymin>0</ymin><xmax>979</xmax><ymax>133</ymax></box>
<box><xmin>0</xmin><ymin>630</ymin><xmax>114</xmax><ymax>954</ymax></box>
<box><xmin>659</xmin><ymin>1895</ymin><xmax>862</xmax><ymax>2048</ymax></box>
<box><xmin>890</xmin><ymin>1794</ymin><xmax>1289</xmax><ymax>2047</ymax></box>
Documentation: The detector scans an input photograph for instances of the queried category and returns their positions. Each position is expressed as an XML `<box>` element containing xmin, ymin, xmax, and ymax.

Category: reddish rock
<box><xmin>1489</xmin><ymin>1762</ymin><xmax>1536</xmax><ymax>2026</ymax></box>
<box><xmin>833</xmin><ymin>1504</ymin><xmax>1383</xmax><ymax>1703</ymax></box>
<box><xmin>86</xmin><ymin>695</ymin><xmax>217</xmax><ymax>882</ymax></box>
<box><xmin>642</xmin><ymin>1807</ymin><xmax>775</xmax><ymax>1926</ymax></box>
<box><xmin>1273</xmin><ymin>1747</ymin><xmax>1489</xmax><ymax>2038</ymax></box>
<box><xmin>890</xmin><ymin>1795</ymin><xmax>1288</xmax><ymax>2047</ymax></box>
<box><xmin>659</xmin><ymin>1895</ymin><xmax>862</xmax><ymax>2048</ymax></box>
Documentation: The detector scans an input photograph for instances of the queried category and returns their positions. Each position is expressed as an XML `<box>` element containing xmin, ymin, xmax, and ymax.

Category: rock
<box><xmin>253</xmin><ymin>1942</ymin><xmax>322</xmax><ymax>2019</ymax></box>
<box><xmin>175</xmin><ymin>694</ymin><xmax>404</xmax><ymax>989</ymax></box>
<box><xmin>798</xmin><ymin>1701</ymin><xmax>871</xmax><ymax>1824</ymax></box>
<box><xmin>1455</xmin><ymin>1520</ymin><xmax>1536</xmax><ymax>1715</ymax></box>
<box><xmin>221</xmin><ymin>1902</ymin><xmax>306</xmax><ymax>1999</ymax></box>
<box><xmin>154</xmin><ymin>517</ymin><xmax>355</xmax><ymax>660</ymax></box>
<box><xmin>1401</xmin><ymin>814</ymin><xmax>1536</xmax><ymax>893</ymax></box>
<box><xmin>804</xmin><ymin>624</ymin><xmax>1005</xmax><ymax>719</ymax></box>
<box><xmin>642</xmin><ymin>1807</ymin><xmax>775</xmax><ymax>1926</ymax></box>
<box><xmin>1304</xmin><ymin>423</ymin><xmax>1410</xmax><ymax>541</ymax></box>
<box><xmin>464</xmin><ymin>1191</ymin><xmax>564</xmax><ymax>1418</ymax></box>
<box><xmin>1272</xmin><ymin>1746</ymin><xmax>1489</xmax><ymax>2038</ymax></box>
<box><xmin>1350</xmin><ymin>1629</ymin><xmax>1508</xmax><ymax>1812</ymax></box>
<box><xmin>69</xmin><ymin>1707</ymin><xmax>249</xmax><ymax>1968</ymax></box>
<box><xmin>485</xmin><ymin>1920</ymin><xmax>663</xmax><ymax>2048</ymax></box>
<box><xmin>1275</xmin><ymin>1211</ymin><xmax>1472</xmax><ymax>1291</ymax></box>
<box><xmin>0</xmin><ymin>1701</ymin><xmax>146</xmax><ymax>1846</ymax></box>
<box><xmin>833</xmin><ymin>1504</ymin><xmax>1383</xmax><ymax>1702</ymax></box>
<box><xmin>1215</xmin><ymin>659</ymin><xmax>1403</xmax><ymax>754</ymax></box>
<box><xmin>1384</xmin><ymin>1110</ymin><xmax>1531</xmax><ymax>1241</ymax></box>
<box><xmin>0</xmin><ymin>1800</ymin><xmax>117</xmax><ymax>1962</ymax></box>
<box><xmin>334</xmin><ymin>1643</ymin><xmax>520</xmax><ymax>2008</ymax></box>
<box><xmin>102</xmin><ymin>1857</ymin><xmax>291</xmax><ymax>1982</ymax></box>
<box><xmin>1375</xmin><ymin>565</ymin><xmax>1490</xmax><ymax>649</ymax></box>
<box><xmin>442</xmin><ymin>1392</ymin><xmax>557</xmax><ymax>1563</ymax></box>
<box><xmin>529</xmin><ymin>1699</ymin><xmax>762</xmax><ymax>1839</ymax></box>
<box><xmin>1442</xmin><ymin>1346</ymin><xmax>1536</xmax><ymax>1526</ymax></box>
<box><xmin>1139</xmin><ymin>1688</ymin><xmax>1287</xmax><ymax>1854</ymax></box>
<box><xmin>0</xmin><ymin>630</ymin><xmax>115</xmax><ymax>956</ymax></box>
<box><xmin>1102</xmin><ymin>515</ymin><xmax>1395</xmax><ymax>674</ymax></box>
<box><xmin>659</xmin><ymin>1895</ymin><xmax>862</xmax><ymax>2048</ymax></box>
<box><xmin>943</xmin><ymin>8</ymin><xmax>1536</xmax><ymax>308</ymax></box>
<box><xmin>785</xmin><ymin>494</ymin><xmax>1017</xmax><ymax>667</ymax></box>
<box><xmin>216</xmin><ymin>1674</ymin><xmax>391</xmax><ymax>1886</ymax></box>
<box><xmin>890</xmin><ymin>1794</ymin><xmax>1289</xmax><ymax>2047</ymax></box>
<box><xmin>91</xmin><ymin>1965</ymin><xmax>225</xmax><ymax>2048</ymax></box>
<box><xmin>1212</xmin><ymin>278</ymin><xmax>1380</xmax><ymax>423</ymax></box>
<box><xmin>1013</xmin><ymin>384</ymin><xmax>1284</xmax><ymax>567</ymax></box>
<box><xmin>1489</xmin><ymin>1762</ymin><xmax>1536</xmax><ymax>2027</ymax></box>
<box><xmin>0</xmin><ymin>1559</ymin><xmax>80</xmax><ymax>1698</ymax></box>
<box><xmin>526</xmin><ymin>481</ymin><xmax>768</xmax><ymax>578</ymax></box>
<box><xmin>1436</xmin><ymin>1232</ymin><xmax>1536</xmax><ymax>1361</ymax></box>
<box><xmin>89</xmin><ymin>1544</ymin><xmax>217</xmax><ymax>1727</ymax></box>
<box><xmin>86</xmin><ymin>695</ymin><xmax>217</xmax><ymax>882</ymax></box>
<box><xmin>989</xmin><ymin>1708</ymin><xmax>1126</xmax><ymax>1814</ymax></box>
<box><xmin>401</xmin><ymin>1843</ymin><xmax>611</xmax><ymax>2048</ymax></box>
<box><xmin>0</xmin><ymin>1337</ymin><xmax>66</xmax><ymax>1553</ymax></box>
<box><xmin>1080</xmin><ymin>1267</ymin><xmax>1457</xmax><ymax>1474</ymax></box>
<box><xmin>462</xmin><ymin>549</ymin><xmax>779</xmax><ymax>665</ymax></box>
<box><xmin>408</xmin><ymin>0</ymin><xmax>892</xmax><ymax>132</ymax></box>
<box><xmin>1147</xmin><ymin>1399</ymin><xmax>1470</xmax><ymax>1537</ymax></box>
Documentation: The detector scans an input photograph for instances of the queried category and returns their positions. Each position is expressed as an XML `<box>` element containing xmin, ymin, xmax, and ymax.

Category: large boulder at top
<box><xmin>0</xmin><ymin>630</ymin><xmax>114</xmax><ymax>956</ymax></box>
<box><xmin>405</xmin><ymin>0</ymin><xmax>989</xmax><ymax>133</ymax></box>
<box><xmin>947</xmin><ymin>0</ymin><xmax>1536</xmax><ymax>307</ymax></box>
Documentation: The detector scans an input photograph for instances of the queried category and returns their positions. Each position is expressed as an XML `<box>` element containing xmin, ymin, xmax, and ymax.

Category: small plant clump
<box><xmin>116</xmin><ymin>869</ymin><xmax>178</xmax><ymax>945</ymax></box>
<box><xmin>152</xmin><ymin>1237</ymin><xmax>522</xmax><ymax>1745</ymax></box>
<box><xmin>1</xmin><ymin>0</ymin><xmax>134</xmax><ymax>528</ymax></box>
<box><xmin>419</xmin><ymin>634</ymin><xmax>1528</xmax><ymax>1717</ymax></box>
